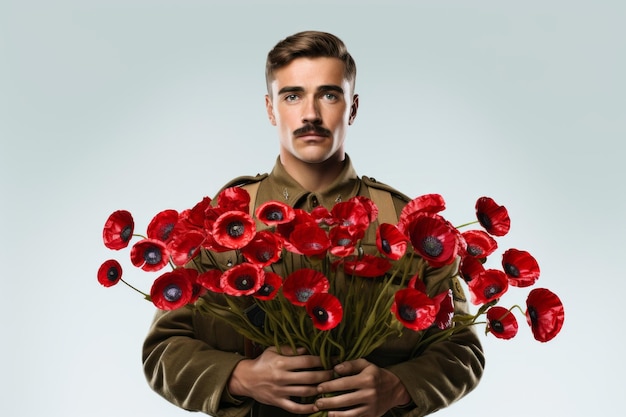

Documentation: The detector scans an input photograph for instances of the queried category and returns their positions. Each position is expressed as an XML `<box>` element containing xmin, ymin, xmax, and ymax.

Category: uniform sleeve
<box><xmin>386</xmin><ymin>260</ymin><xmax>485</xmax><ymax>417</ymax></box>
<box><xmin>142</xmin><ymin>305</ymin><xmax>256</xmax><ymax>417</ymax></box>
<box><xmin>142</xmin><ymin>249</ymin><xmax>255</xmax><ymax>417</ymax></box>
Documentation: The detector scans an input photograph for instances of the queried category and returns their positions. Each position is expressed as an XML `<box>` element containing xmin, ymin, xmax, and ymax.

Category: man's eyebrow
<box><xmin>277</xmin><ymin>86</ymin><xmax>304</xmax><ymax>95</ymax></box>
<box><xmin>318</xmin><ymin>85</ymin><xmax>344</xmax><ymax>94</ymax></box>
<box><xmin>276</xmin><ymin>85</ymin><xmax>345</xmax><ymax>95</ymax></box>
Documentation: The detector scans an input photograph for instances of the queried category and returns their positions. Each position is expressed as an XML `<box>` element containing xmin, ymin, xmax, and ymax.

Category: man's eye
<box><xmin>285</xmin><ymin>94</ymin><xmax>299</xmax><ymax>102</ymax></box>
<box><xmin>323</xmin><ymin>93</ymin><xmax>338</xmax><ymax>101</ymax></box>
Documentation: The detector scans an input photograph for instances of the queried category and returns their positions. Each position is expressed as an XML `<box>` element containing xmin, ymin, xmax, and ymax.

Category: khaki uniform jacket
<box><xmin>143</xmin><ymin>156</ymin><xmax>484</xmax><ymax>417</ymax></box>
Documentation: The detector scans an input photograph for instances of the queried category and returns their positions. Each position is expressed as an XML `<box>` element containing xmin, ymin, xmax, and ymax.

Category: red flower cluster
<box><xmin>99</xmin><ymin>190</ymin><xmax>565</xmax><ymax>357</ymax></box>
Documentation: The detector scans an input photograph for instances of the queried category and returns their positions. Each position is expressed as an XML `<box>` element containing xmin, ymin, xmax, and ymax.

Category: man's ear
<box><xmin>265</xmin><ymin>95</ymin><xmax>276</xmax><ymax>125</ymax></box>
<box><xmin>348</xmin><ymin>94</ymin><xmax>359</xmax><ymax>125</ymax></box>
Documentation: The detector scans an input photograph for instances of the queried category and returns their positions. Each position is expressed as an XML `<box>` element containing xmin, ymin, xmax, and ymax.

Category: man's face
<box><xmin>266</xmin><ymin>57</ymin><xmax>358</xmax><ymax>165</ymax></box>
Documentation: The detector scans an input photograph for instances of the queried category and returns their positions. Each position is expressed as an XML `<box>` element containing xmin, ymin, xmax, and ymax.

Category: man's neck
<box><xmin>279</xmin><ymin>152</ymin><xmax>345</xmax><ymax>193</ymax></box>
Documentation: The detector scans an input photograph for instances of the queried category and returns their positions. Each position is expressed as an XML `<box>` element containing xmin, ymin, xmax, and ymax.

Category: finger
<box><xmin>334</xmin><ymin>358</ymin><xmax>369</xmax><ymax>376</ymax></box>
<box><xmin>282</xmin><ymin>368</ymin><xmax>335</xmax><ymax>386</ymax></box>
<box><xmin>315</xmin><ymin>390</ymin><xmax>367</xmax><ymax>413</ymax></box>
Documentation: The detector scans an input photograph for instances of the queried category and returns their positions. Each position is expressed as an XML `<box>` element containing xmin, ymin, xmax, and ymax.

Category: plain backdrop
<box><xmin>2</xmin><ymin>1</ymin><xmax>624</xmax><ymax>416</ymax></box>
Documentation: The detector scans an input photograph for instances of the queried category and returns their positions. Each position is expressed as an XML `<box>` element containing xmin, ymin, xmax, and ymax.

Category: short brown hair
<box><xmin>265</xmin><ymin>31</ymin><xmax>357</xmax><ymax>95</ymax></box>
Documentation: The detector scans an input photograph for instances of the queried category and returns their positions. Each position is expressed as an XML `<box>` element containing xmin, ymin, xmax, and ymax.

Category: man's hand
<box><xmin>228</xmin><ymin>346</ymin><xmax>334</xmax><ymax>414</ymax></box>
<box><xmin>314</xmin><ymin>359</ymin><xmax>411</xmax><ymax>417</ymax></box>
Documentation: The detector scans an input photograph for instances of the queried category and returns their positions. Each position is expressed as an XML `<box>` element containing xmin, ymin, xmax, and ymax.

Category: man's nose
<box><xmin>301</xmin><ymin>98</ymin><xmax>322</xmax><ymax>124</ymax></box>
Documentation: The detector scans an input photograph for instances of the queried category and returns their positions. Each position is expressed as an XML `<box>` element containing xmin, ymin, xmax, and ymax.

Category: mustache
<box><xmin>293</xmin><ymin>124</ymin><xmax>332</xmax><ymax>137</ymax></box>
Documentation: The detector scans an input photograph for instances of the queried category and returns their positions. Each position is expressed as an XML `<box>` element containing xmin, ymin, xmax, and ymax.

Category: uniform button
<box><xmin>311</xmin><ymin>196</ymin><xmax>319</xmax><ymax>207</ymax></box>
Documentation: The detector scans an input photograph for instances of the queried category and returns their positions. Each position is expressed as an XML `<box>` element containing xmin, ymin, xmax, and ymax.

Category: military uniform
<box><xmin>142</xmin><ymin>155</ymin><xmax>484</xmax><ymax>417</ymax></box>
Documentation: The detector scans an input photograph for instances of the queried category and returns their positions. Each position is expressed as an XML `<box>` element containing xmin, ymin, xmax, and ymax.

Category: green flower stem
<box><xmin>345</xmin><ymin>267</ymin><xmax>400</xmax><ymax>360</ymax></box>
<box><xmin>120</xmin><ymin>278</ymin><xmax>150</xmax><ymax>299</ymax></box>
<box><xmin>454</xmin><ymin>220</ymin><xmax>479</xmax><ymax>229</ymax></box>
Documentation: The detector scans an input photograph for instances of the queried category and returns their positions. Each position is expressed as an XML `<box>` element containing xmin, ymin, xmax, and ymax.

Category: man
<box><xmin>143</xmin><ymin>31</ymin><xmax>484</xmax><ymax>417</ymax></box>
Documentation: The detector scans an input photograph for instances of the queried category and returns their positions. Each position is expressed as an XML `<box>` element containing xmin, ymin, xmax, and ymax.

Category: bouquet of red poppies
<box><xmin>98</xmin><ymin>188</ymin><xmax>565</xmax><ymax>369</ymax></box>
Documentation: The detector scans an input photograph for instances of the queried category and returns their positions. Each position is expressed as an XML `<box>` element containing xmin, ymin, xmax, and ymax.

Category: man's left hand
<box><xmin>314</xmin><ymin>358</ymin><xmax>411</xmax><ymax>417</ymax></box>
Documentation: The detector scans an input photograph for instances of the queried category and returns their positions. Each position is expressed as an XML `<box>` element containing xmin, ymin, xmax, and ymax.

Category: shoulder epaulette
<box><xmin>361</xmin><ymin>176</ymin><xmax>411</xmax><ymax>203</ymax></box>
<box><xmin>217</xmin><ymin>173</ymin><xmax>269</xmax><ymax>193</ymax></box>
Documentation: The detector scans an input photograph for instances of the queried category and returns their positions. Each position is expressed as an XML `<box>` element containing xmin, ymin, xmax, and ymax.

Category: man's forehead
<box><xmin>269</xmin><ymin>58</ymin><xmax>352</xmax><ymax>96</ymax></box>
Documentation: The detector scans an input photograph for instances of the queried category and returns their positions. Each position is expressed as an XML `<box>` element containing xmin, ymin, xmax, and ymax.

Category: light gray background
<box><xmin>2</xmin><ymin>1</ymin><xmax>624</xmax><ymax>416</ymax></box>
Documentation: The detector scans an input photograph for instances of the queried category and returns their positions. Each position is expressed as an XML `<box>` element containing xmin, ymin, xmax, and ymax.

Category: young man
<box><xmin>143</xmin><ymin>31</ymin><xmax>484</xmax><ymax>417</ymax></box>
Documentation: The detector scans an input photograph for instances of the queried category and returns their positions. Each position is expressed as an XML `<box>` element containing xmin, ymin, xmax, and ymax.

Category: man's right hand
<box><xmin>228</xmin><ymin>346</ymin><xmax>334</xmax><ymax>414</ymax></box>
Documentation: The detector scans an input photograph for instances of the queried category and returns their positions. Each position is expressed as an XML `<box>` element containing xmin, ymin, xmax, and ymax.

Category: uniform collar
<box><xmin>267</xmin><ymin>154</ymin><xmax>360</xmax><ymax>209</ymax></box>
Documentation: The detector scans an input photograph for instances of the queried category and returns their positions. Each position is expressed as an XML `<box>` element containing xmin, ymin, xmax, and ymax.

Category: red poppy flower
<box><xmin>168</xmin><ymin>230</ymin><xmax>205</xmax><ymax>267</ymax></box>
<box><xmin>502</xmin><ymin>248</ymin><xmax>540</xmax><ymax>287</ymax></box>
<box><xmin>150</xmin><ymin>268</ymin><xmax>195</xmax><ymax>310</ymax></box>
<box><xmin>391</xmin><ymin>288</ymin><xmax>438</xmax><ymax>331</ymax></box>
<box><xmin>468</xmin><ymin>269</ymin><xmax>509</xmax><ymax>305</ymax></box>
<box><xmin>217</xmin><ymin>186</ymin><xmax>250</xmax><ymax>213</ymax></box>
<box><xmin>461</xmin><ymin>229</ymin><xmax>498</xmax><ymax>258</ymax></box>
<box><xmin>400</xmin><ymin>193</ymin><xmax>446</xmax><ymax>223</ymax></box>
<box><xmin>130</xmin><ymin>238</ymin><xmax>169</xmax><ymax>272</ymax></box>
<box><xmin>311</xmin><ymin>206</ymin><xmax>336</xmax><ymax>226</ymax></box>
<box><xmin>186</xmin><ymin>197</ymin><xmax>212</xmax><ymax>228</ymax></box>
<box><xmin>407</xmin><ymin>273</ymin><xmax>427</xmax><ymax>293</ymax></box>
<box><xmin>212</xmin><ymin>211</ymin><xmax>256</xmax><ymax>249</ymax></box>
<box><xmin>197</xmin><ymin>269</ymin><xmax>224</xmax><ymax>293</ymax></box>
<box><xmin>288</xmin><ymin>223</ymin><xmax>331</xmax><ymax>257</ymax></box>
<box><xmin>331</xmin><ymin>200</ymin><xmax>370</xmax><ymax>232</ymax></box>
<box><xmin>97</xmin><ymin>259</ymin><xmax>122</xmax><ymax>287</ymax></box>
<box><xmin>526</xmin><ymin>288</ymin><xmax>565</xmax><ymax>342</ymax></box>
<box><xmin>282</xmin><ymin>269</ymin><xmax>329</xmax><ymax>306</ymax></box>
<box><xmin>475</xmin><ymin>196</ymin><xmax>511</xmax><ymax>237</ymax></box>
<box><xmin>329</xmin><ymin>226</ymin><xmax>363</xmax><ymax>257</ymax></box>
<box><xmin>487</xmin><ymin>306</ymin><xmax>519</xmax><ymax>340</ymax></box>
<box><xmin>255</xmin><ymin>201</ymin><xmax>296</xmax><ymax>226</ymax></box>
<box><xmin>220</xmin><ymin>263</ymin><xmax>264</xmax><ymax>296</ymax></box>
<box><xmin>147</xmin><ymin>209</ymin><xmax>179</xmax><ymax>243</ymax></box>
<box><xmin>254</xmin><ymin>271</ymin><xmax>283</xmax><ymax>300</ymax></box>
<box><xmin>459</xmin><ymin>256</ymin><xmax>485</xmax><ymax>283</ymax></box>
<box><xmin>102</xmin><ymin>210</ymin><xmax>134</xmax><ymax>250</ymax></box>
<box><xmin>433</xmin><ymin>289</ymin><xmax>454</xmax><ymax>330</ymax></box>
<box><xmin>306</xmin><ymin>292</ymin><xmax>343</xmax><ymax>331</ymax></box>
<box><xmin>189</xmin><ymin>270</ymin><xmax>205</xmax><ymax>303</ymax></box>
<box><xmin>241</xmin><ymin>230</ymin><xmax>283</xmax><ymax>266</ymax></box>
<box><xmin>342</xmin><ymin>254</ymin><xmax>392</xmax><ymax>278</ymax></box>
<box><xmin>405</xmin><ymin>213</ymin><xmax>459</xmax><ymax>268</ymax></box>
<box><xmin>351</xmin><ymin>196</ymin><xmax>378</xmax><ymax>223</ymax></box>
<box><xmin>276</xmin><ymin>209</ymin><xmax>318</xmax><ymax>243</ymax></box>
<box><xmin>376</xmin><ymin>223</ymin><xmax>408</xmax><ymax>260</ymax></box>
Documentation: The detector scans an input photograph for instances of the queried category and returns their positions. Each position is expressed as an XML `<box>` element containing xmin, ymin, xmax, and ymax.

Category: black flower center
<box><xmin>160</xmin><ymin>224</ymin><xmax>175</xmax><ymax>241</ymax></box>
<box><xmin>296</xmin><ymin>288</ymin><xmax>314</xmax><ymax>303</ymax></box>
<box><xmin>484</xmin><ymin>285</ymin><xmax>502</xmax><ymax>300</ymax></box>
<box><xmin>265</xmin><ymin>210</ymin><xmax>283</xmax><ymax>222</ymax></box>
<box><xmin>303</xmin><ymin>242</ymin><xmax>324</xmax><ymax>251</ymax></box>
<box><xmin>528</xmin><ymin>306</ymin><xmax>538</xmax><ymax>325</ymax></box>
<box><xmin>399</xmin><ymin>305</ymin><xmax>416</xmax><ymax>322</ymax></box>
<box><xmin>235</xmin><ymin>274</ymin><xmax>255</xmax><ymax>290</ymax></box>
<box><xmin>144</xmin><ymin>247</ymin><xmax>162</xmax><ymax>265</ymax></box>
<box><xmin>381</xmin><ymin>239</ymin><xmax>391</xmax><ymax>254</ymax></box>
<box><xmin>467</xmin><ymin>245</ymin><xmax>482</xmax><ymax>257</ymax></box>
<box><xmin>503</xmin><ymin>263</ymin><xmax>520</xmax><ymax>277</ymax></box>
<box><xmin>313</xmin><ymin>306</ymin><xmax>329</xmax><ymax>323</ymax></box>
<box><xmin>477</xmin><ymin>213</ymin><xmax>492</xmax><ymax>230</ymax></box>
<box><xmin>255</xmin><ymin>249</ymin><xmax>272</xmax><ymax>262</ymax></box>
<box><xmin>121</xmin><ymin>225</ymin><xmax>132</xmax><ymax>242</ymax></box>
<box><xmin>337</xmin><ymin>238</ymin><xmax>352</xmax><ymax>247</ymax></box>
<box><xmin>258</xmin><ymin>284</ymin><xmax>275</xmax><ymax>296</ymax></box>
<box><xmin>422</xmin><ymin>236</ymin><xmax>443</xmax><ymax>257</ymax></box>
<box><xmin>163</xmin><ymin>284</ymin><xmax>183</xmax><ymax>302</ymax></box>
<box><xmin>106</xmin><ymin>266</ymin><xmax>120</xmax><ymax>282</ymax></box>
<box><xmin>490</xmin><ymin>320</ymin><xmax>504</xmax><ymax>333</ymax></box>
<box><xmin>227</xmin><ymin>221</ymin><xmax>245</xmax><ymax>238</ymax></box>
